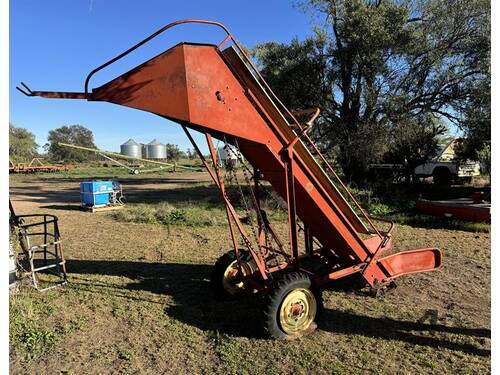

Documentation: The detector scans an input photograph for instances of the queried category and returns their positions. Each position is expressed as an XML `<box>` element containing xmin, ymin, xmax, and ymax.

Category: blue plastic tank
<box><xmin>80</xmin><ymin>181</ymin><xmax>114</xmax><ymax>207</ymax></box>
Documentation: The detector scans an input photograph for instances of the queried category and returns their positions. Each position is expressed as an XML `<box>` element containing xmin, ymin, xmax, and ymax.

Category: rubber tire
<box><xmin>210</xmin><ymin>250</ymin><xmax>252</xmax><ymax>301</ymax></box>
<box><xmin>262</xmin><ymin>272</ymin><xmax>323</xmax><ymax>339</ymax></box>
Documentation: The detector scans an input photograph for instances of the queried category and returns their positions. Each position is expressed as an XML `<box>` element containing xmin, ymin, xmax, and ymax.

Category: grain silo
<box><xmin>218</xmin><ymin>145</ymin><xmax>242</xmax><ymax>168</ymax></box>
<box><xmin>120</xmin><ymin>139</ymin><xmax>141</xmax><ymax>158</ymax></box>
<box><xmin>146</xmin><ymin>139</ymin><xmax>166</xmax><ymax>159</ymax></box>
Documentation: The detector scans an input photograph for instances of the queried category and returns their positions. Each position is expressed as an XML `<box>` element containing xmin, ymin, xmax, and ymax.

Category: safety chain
<box><xmin>223</xmin><ymin>138</ymin><xmax>273</xmax><ymax>266</ymax></box>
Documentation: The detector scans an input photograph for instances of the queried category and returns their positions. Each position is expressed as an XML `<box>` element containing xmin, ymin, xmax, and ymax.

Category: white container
<box><xmin>9</xmin><ymin>238</ymin><xmax>17</xmax><ymax>286</ymax></box>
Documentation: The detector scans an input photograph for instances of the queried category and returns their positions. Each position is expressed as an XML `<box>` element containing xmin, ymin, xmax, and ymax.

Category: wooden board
<box><xmin>82</xmin><ymin>205</ymin><xmax>125</xmax><ymax>213</ymax></box>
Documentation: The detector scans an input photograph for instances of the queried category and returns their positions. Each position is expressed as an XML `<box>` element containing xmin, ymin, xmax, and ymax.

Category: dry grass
<box><xmin>9</xmin><ymin>171</ymin><xmax>490</xmax><ymax>374</ymax></box>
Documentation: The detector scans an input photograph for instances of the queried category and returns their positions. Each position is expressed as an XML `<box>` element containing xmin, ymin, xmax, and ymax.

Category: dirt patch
<box><xmin>9</xmin><ymin>172</ymin><xmax>490</xmax><ymax>374</ymax></box>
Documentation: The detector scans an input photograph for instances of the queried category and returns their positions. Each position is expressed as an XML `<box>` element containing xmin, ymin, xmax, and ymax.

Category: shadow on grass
<box><xmin>65</xmin><ymin>259</ymin><xmax>490</xmax><ymax>356</ymax></box>
<box><xmin>65</xmin><ymin>259</ymin><xmax>262</xmax><ymax>338</ymax></box>
<box><xmin>10</xmin><ymin>186</ymin><xmax>80</xmax><ymax>205</ymax></box>
<box><xmin>389</xmin><ymin>213</ymin><xmax>490</xmax><ymax>233</ymax></box>
<box><xmin>124</xmin><ymin>184</ymin><xmax>221</xmax><ymax>205</ymax></box>
<box><xmin>35</xmin><ymin>185</ymin><xmax>254</xmax><ymax>213</ymax></box>
<box><xmin>39</xmin><ymin>204</ymin><xmax>83</xmax><ymax>211</ymax></box>
<box><xmin>319</xmin><ymin>309</ymin><xmax>490</xmax><ymax>357</ymax></box>
<box><xmin>12</xmin><ymin>184</ymin><xmax>222</xmax><ymax>208</ymax></box>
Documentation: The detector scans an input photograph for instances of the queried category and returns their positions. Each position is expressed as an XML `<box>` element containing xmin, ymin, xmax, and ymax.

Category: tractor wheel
<box><xmin>262</xmin><ymin>272</ymin><xmax>323</xmax><ymax>339</ymax></box>
<box><xmin>211</xmin><ymin>250</ymin><xmax>255</xmax><ymax>300</ymax></box>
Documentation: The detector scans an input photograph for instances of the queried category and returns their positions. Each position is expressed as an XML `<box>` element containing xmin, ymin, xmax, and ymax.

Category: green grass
<box><xmin>10</xmin><ymin>319</ymin><xmax>57</xmax><ymax>362</ymax></box>
<box><xmin>209</xmin><ymin>332</ymin><xmax>244</xmax><ymax>375</ymax></box>
<box><xmin>45</xmin><ymin>165</ymin><xmax>191</xmax><ymax>179</ymax></box>
<box><xmin>9</xmin><ymin>292</ymin><xmax>86</xmax><ymax>362</ymax></box>
<box><xmin>110</xmin><ymin>191</ymin><xmax>289</xmax><ymax>228</ymax></box>
<box><xmin>9</xmin><ymin>162</ymin><xmax>204</xmax><ymax>181</ymax></box>
<box><xmin>111</xmin><ymin>202</ymin><xmax>227</xmax><ymax>227</ymax></box>
<box><xmin>109</xmin><ymin>186</ymin><xmax>490</xmax><ymax>233</ymax></box>
<box><xmin>9</xmin><ymin>172</ymin><xmax>491</xmax><ymax>374</ymax></box>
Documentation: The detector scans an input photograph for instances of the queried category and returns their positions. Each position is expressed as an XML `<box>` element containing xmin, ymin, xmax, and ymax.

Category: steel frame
<box><xmin>10</xmin><ymin>208</ymin><xmax>67</xmax><ymax>291</ymax></box>
<box><xmin>182</xmin><ymin>122</ymin><xmax>365</xmax><ymax>291</ymax></box>
<box><xmin>17</xmin><ymin>18</ymin><xmax>442</xmax><ymax>295</ymax></box>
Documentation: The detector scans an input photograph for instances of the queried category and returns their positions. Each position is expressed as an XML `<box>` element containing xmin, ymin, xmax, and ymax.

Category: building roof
<box><xmin>147</xmin><ymin>139</ymin><xmax>164</xmax><ymax>146</ymax></box>
<box><xmin>121</xmin><ymin>138</ymin><xmax>140</xmax><ymax>146</ymax></box>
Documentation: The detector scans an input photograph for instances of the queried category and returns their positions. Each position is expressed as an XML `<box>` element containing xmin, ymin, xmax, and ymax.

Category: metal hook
<box><xmin>16</xmin><ymin>82</ymin><xmax>34</xmax><ymax>96</ymax></box>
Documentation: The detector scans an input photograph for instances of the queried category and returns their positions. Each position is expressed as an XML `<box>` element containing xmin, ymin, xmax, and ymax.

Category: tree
<box><xmin>384</xmin><ymin>115</ymin><xmax>447</xmax><ymax>182</ymax></box>
<box><xmin>186</xmin><ymin>148</ymin><xmax>197</xmax><ymax>160</ymax></box>
<box><xmin>454</xmin><ymin>78</ymin><xmax>490</xmax><ymax>171</ymax></box>
<box><xmin>254</xmin><ymin>0</ymin><xmax>490</xmax><ymax>183</ymax></box>
<box><xmin>9</xmin><ymin>123</ymin><xmax>38</xmax><ymax>161</ymax></box>
<box><xmin>45</xmin><ymin>125</ymin><xmax>96</xmax><ymax>162</ymax></box>
<box><xmin>165</xmin><ymin>143</ymin><xmax>184</xmax><ymax>161</ymax></box>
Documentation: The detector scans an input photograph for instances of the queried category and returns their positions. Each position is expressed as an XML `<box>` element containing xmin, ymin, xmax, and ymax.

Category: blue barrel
<box><xmin>80</xmin><ymin>181</ymin><xmax>113</xmax><ymax>207</ymax></box>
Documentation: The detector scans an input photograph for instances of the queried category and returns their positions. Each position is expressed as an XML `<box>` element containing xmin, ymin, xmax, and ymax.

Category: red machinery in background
<box><xmin>9</xmin><ymin>158</ymin><xmax>74</xmax><ymax>173</ymax></box>
<box><xmin>18</xmin><ymin>20</ymin><xmax>442</xmax><ymax>339</ymax></box>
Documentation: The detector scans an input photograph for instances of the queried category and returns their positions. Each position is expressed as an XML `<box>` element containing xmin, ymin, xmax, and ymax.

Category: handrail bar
<box><xmin>83</xmin><ymin>19</ymin><xmax>304</xmax><ymax>132</ymax></box>
<box><xmin>302</xmin><ymin>133</ymin><xmax>385</xmax><ymax>239</ymax></box>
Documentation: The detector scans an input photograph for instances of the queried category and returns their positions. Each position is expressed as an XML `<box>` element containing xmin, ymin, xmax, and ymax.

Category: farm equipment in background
<box><xmin>414</xmin><ymin>139</ymin><xmax>481</xmax><ymax>185</ymax></box>
<box><xmin>416</xmin><ymin>190</ymin><xmax>491</xmax><ymax>222</ymax></box>
<box><xmin>9</xmin><ymin>157</ymin><xmax>74</xmax><ymax>173</ymax></box>
<box><xmin>80</xmin><ymin>180</ymin><xmax>125</xmax><ymax>212</ymax></box>
<box><xmin>57</xmin><ymin>142</ymin><xmax>202</xmax><ymax>174</ymax></box>
<box><xmin>369</xmin><ymin>139</ymin><xmax>481</xmax><ymax>185</ymax></box>
<box><xmin>18</xmin><ymin>19</ymin><xmax>442</xmax><ymax>339</ymax></box>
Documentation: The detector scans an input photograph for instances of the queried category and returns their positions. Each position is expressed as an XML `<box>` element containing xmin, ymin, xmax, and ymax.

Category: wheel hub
<box><xmin>289</xmin><ymin>302</ymin><xmax>305</xmax><ymax>319</ymax></box>
<box><xmin>222</xmin><ymin>259</ymin><xmax>254</xmax><ymax>295</ymax></box>
<box><xmin>279</xmin><ymin>288</ymin><xmax>317</xmax><ymax>335</ymax></box>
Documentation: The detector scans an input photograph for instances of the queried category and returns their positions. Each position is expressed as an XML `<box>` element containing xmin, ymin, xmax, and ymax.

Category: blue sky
<box><xmin>9</xmin><ymin>1</ymin><xmax>315</xmax><ymax>153</ymax></box>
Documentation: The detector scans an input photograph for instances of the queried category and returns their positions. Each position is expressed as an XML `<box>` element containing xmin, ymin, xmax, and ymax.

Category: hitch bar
<box><xmin>16</xmin><ymin>82</ymin><xmax>87</xmax><ymax>99</ymax></box>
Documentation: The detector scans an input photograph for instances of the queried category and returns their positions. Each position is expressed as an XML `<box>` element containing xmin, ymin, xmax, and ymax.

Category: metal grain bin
<box><xmin>218</xmin><ymin>145</ymin><xmax>242</xmax><ymax>168</ymax></box>
<box><xmin>146</xmin><ymin>139</ymin><xmax>166</xmax><ymax>159</ymax></box>
<box><xmin>218</xmin><ymin>145</ymin><xmax>241</xmax><ymax>162</ymax></box>
<box><xmin>120</xmin><ymin>139</ymin><xmax>142</xmax><ymax>158</ymax></box>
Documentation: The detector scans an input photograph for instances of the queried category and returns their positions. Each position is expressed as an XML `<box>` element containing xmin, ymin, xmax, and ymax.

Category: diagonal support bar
<box><xmin>181</xmin><ymin>126</ymin><xmax>268</xmax><ymax>280</ymax></box>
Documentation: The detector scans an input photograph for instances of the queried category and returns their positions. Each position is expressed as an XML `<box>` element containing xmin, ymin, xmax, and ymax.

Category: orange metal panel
<box><xmin>91</xmin><ymin>44</ymin><xmax>191</xmax><ymax>123</ymax></box>
<box><xmin>363</xmin><ymin>248</ymin><xmax>443</xmax><ymax>285</ymax></box>
<box><xmin>89</xmin><ymin>43</ymin><xmax>376</xmax><ymax>263</ymax></box>
<box><xmin>377</xmin><ymin>248</ymin><xmax>442</xmax><ymax>280</ymax></box>
<box><xmin>184</xmin><ymin>45</ymin><xmax>277</xmax><ymax>144</ymax></box>
<box><xmin>221</xmin><ymin>47</ymin><xmax>371</xmax><ymax>235</ymax></box>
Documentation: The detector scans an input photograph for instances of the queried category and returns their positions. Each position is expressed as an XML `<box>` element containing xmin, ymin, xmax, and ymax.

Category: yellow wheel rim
<box><xmin>222</xmin><ymin>259</ymin><xmax>253</xmax><ymax>295</ymax></box>
<box><xmin>279</xmin><ymin>288</ymin><xmax>317</xmax><ymax>335</ymax></box>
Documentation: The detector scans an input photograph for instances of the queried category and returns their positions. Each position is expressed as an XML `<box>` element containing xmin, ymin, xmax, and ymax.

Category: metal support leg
<box><xmin>29</xmin><ymin>250</ymin><xmax>38</xmax><ymax>289</ymax></box>
<box><xmin>283</xmin><ymin>151</ymin><xmax>299</xmax><ymax>266</ymax></box>
<box><xmin>181</xmin><ymin>126</ymin><xmax>268</xmax><ymax>280</ymax></box>
<box><xmin>205</xmin><ymin>133</ymin><xmax>240</xmax><ymax>260</ymax></box>
<box><xmin>253</xmin><ymin>169</ymin><xmax>267</xmax><ymax>250</ymax></box>
<box><xmin>43</xmin><ymin>215</ymin><xmax>48</xmax><ymax>266</ymax></box>
<box><xmin>304</xmin><ymin>226</ymin><xmax>313</xmax><ymax>256</ymax></box>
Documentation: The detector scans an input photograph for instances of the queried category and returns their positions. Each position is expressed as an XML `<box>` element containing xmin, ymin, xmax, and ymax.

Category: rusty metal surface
<box><xmin>16</xmin><ymin>82</ymin><xmax>87</xmax><ymax>99</ymax></box>
<box><xmin>18</xmin><ymin>19</ymin><xmax>442</xmax><ymax>289</ymax></box>
<box><xmin>90</xmin><ymin>43</ymin><xmax>376</xmax><ymax>265</ymax></box>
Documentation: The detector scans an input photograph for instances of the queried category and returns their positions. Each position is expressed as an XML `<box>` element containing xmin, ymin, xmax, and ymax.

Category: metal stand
<box><xmin>10</xmin><ymin>204</ymin><xmax>67</xmax><ymax>292</ymax></box>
